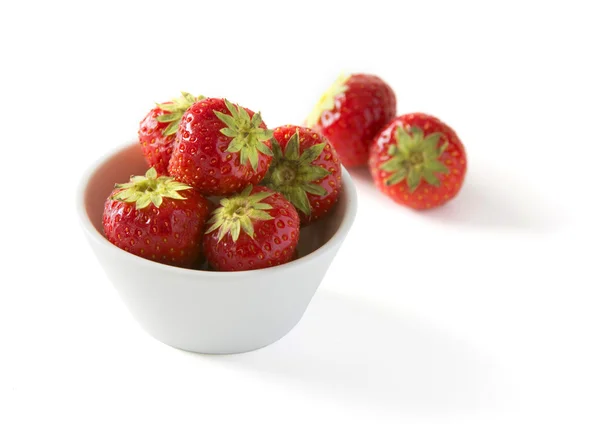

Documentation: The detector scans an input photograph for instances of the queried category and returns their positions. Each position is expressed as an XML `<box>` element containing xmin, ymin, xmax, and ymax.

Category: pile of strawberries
<box><xmin>103</xmin><ymin>95</ymin><xmax>342</xmax><ymax>271</ymax></box>
<box><xmin>102</xmin><ymin>73</ymin><xmax>467</xmax><ymax>272</ymax></box>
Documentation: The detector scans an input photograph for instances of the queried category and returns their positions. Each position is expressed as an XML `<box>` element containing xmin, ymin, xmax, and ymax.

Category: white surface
<box><xmin>1</xmin><ymin>0</ymin><xmax>598</xmax><ymax>422</ymax></box>
<box><xmin>78</xmin><ymin>143</ymin><xmax>356</xmax><ymax>354</ymax></box>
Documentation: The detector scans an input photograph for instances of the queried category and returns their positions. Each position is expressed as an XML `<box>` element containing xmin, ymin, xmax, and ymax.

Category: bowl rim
<box><xmin>76</xmin><ymin>141</ymin><xmax>358</xmax><ymax>279</ymax></box>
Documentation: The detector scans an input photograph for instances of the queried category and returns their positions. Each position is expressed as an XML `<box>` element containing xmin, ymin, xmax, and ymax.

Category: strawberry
<box><xmin>369</xmin><ymin>113</ymin><xmax>467</xmax><ymax>209</ymax></box>
<box><xmin>138</xmin><ymin>92</ymin><xmax>204</xmax><ymax>174</ymax></box>
<box><xmin>203</xmin><ymin>185</ymin><xmax>300</xmax><ymax>271</ymax></box>
<box><xmin>261</xmin><ymin>125</ymin><xmax>342</xmax><ymax>224</ymax></box>
<box><xmin>307</xmin><ymin>74</ymin><xmax>396</xmax><ymax>167</ymax></box>
<box><xmin>102</xmin><ymin>167</ymin><xmax>211</xmax><ymax>267</ymax></box>
<box><xmin>168</xmin><ymin>98</ymin><xmax>273</xmax><ymax>196</ymax></box>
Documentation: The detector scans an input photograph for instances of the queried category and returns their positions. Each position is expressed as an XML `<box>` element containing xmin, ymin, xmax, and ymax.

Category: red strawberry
<box><xmin>138</xmin><ymin>92</ymin><xmax>204</xmax><ymax>174</ymax></box>
<box><xmin>203</xmin><ymin>185</ymin><xmax>300</xmax><ymax>271</ymax></box>
<box><xmin>307</xmin><ymin>74</ymin><xmax>396</xmax><ymax>167</ymax></box>
<box><xmin>369</xmin><ymin>113</ymin><xmax>467</xmax><ymax>209</ymax></box>
<box><xmin>168</xmin><ymin>98</ymin><xmax>273</xmax><ymax>196</ymax></box>
<box><xmin>261</xmin><ymin>125</ymin><xmax>342</xmax><ymax>224</ymax></box>
<box><xmin>102</xmin><ymin>167</ymin><xmax>211</xmax><ymax>267</ymax></box>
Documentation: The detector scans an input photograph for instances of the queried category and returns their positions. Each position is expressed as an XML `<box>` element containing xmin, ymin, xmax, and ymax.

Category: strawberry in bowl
<box><xmin>261</xmin><ymin>125</ymin><xmax>342</xmax><ymax>224</ymax></box>
<box><xmin>168</xmin><ymin>98</ymin><xmax>273</xmax><ymax>196</ymax></box>
<box><xmin>102</xmin><ymin>167</ymin><xmax>211</xmax><ymax>268</ymax></box>
<box><xmin>138</xmin><ymin>92</ymin><xmax>204</xmax><ymax>174</ymax></box>
<box><xmin>203</xmin><ymin>185</ymin><xmax>300</xmax><ymax>271</ymax></box>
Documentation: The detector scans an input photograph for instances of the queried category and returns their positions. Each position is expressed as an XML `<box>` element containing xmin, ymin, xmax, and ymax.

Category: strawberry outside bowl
<box><xmin>77</xmin><ymin>142</ymin><xmax>358</xmax><ymax>354</ymax></box>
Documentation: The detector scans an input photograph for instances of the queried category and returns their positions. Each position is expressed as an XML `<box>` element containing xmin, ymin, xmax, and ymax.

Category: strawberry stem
<box><xmin>306</xmin><ymin>74</ymin><xmax>349</xmax><ymax>128</ymax></box>
<box><xmin>261</xmin><ymin>131</ymin><xmax>330</xmax><ymax>216</ymax></box>
<box><xmin>380</xmin><ymin>126</ymin><xmax>449</xmax><ymax>192</ymax></box>
<box><xmin>214</xmin><ymin>99</ymin><xmax>273</xmax><ymax>171</ymax></box>
<box><xmin>205</xmin><ymin>186</ymin><xmax>274</xmax><ymax>242</ymax></box>
<box><xmin>111</xmin><ymin>167</ymin><xmax>192</xmax><ymax>209</ymax></box>
<box><xmin>156</xmin><ymin>92</ymin><xmax>205</xmax><ymax>136</ymax></box>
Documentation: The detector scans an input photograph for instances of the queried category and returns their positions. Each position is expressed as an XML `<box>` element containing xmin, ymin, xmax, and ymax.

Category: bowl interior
<box><xmin>83</xmin><ymin>143</ymin><xmax>351</xmax><ymax>262</ymax></box>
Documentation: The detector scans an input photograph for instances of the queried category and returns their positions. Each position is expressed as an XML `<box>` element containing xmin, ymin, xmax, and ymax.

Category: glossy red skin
<box><xmin>312</xmin><ymin>74</ymin><xmax>396</xmax><ymax>167</ymax></box>
<box><xmin>272</xmin><ymin>125</ymin><xmax>342</xmax><ymax>224</ymax></box>
<box><xmin>102</xmin><ymin>189</ymin><xmax>211</xmax><ymax>268</ymax></box>
<box><xmin>168</xmin><ymin>98</ymin><xmax>272</xmax><ymax>196</ymax></box>
<box><xmin>138</xmin><ymin>104</ymin><xmax>176</xmax><ymax>175</ymax></box>
<box><xmin>203</xmin><ymin>187</ymin><xmax>300</xmax><ymax>271</ymax></box>
<box><xmin>369</xmin><ymin>113</ymin><xmax>467</xmax><ymax>210</ymax></box>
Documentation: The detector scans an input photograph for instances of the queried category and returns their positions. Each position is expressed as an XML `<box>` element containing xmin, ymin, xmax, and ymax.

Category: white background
<box><xmin>1</xmin><ymin>0</ymin><xmax>599</xmax><ymax>422</ymax></box>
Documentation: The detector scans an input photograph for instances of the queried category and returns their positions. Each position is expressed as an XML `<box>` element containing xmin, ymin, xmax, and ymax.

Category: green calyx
<box><xmin>111</xmin><ymin>167</ymin><xmax>192</xmax><ymax>209</ymax></box>
<box><xmin>214</xmin><ymin>99</ymin><xmax>273</xmax><ymax>172</ymax></box>
<box><xmin>380</xmin><ymin>126</ymin><xmax>449</xmax><ymax>192</ymax></box>
<box><xmin>156</xmin><ymin>92</ymin><xmax>205</xmax><ymax>136</ymax></box>
<box><xmin>306</xmin><ymin>73</ymin><xmax>349</xmax><ymax>128</ymax></box>
<box><xmin>261</xmin><ymin>130</ymin><xmax>330</xmax><ymax>216</ymax></box>
<box><xmin>205</xmin><ymin>185</ymin><xmax>274</xmax><ymax>243</ymax></box>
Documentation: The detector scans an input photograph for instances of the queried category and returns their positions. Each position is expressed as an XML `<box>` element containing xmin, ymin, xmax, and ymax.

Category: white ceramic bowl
<box><xmin>77</xmin><ymin>142</ymin><xmax>357</xmax><ymax>354</ymax></box>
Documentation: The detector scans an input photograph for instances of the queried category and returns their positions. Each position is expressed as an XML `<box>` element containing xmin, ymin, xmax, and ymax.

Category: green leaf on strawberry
<box><xmin>214</xmin><ymin>99</ymin><xmax>273</xmax><ymax>172</ymax></box>
<box><xmin>111</xmin><ymin>167</ymin><xmax>193</xmax><ymax>209</ymax></box>
<box><xmin>306</xmin><ymin>74</ymin><xmax>349</xmax><ymax>128</ymax></box>
<box><xmin>156</xmin><ymin>92</ymin><xmax>205</xmax><ymax>136</ymax></box>
<box><xmin>261</xmin><ymin>130</ymin><xmax>330</xmax><ymax>216</ymax></box>
<box><xmin>380</xmin><ymin>126</ymin><xmax>449</xmax><ymax>192</ymax></box>
<box><xmin>205</xmin><ymin>185</ymin><xmax>274</xmax><ymax>242</ymax></box>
